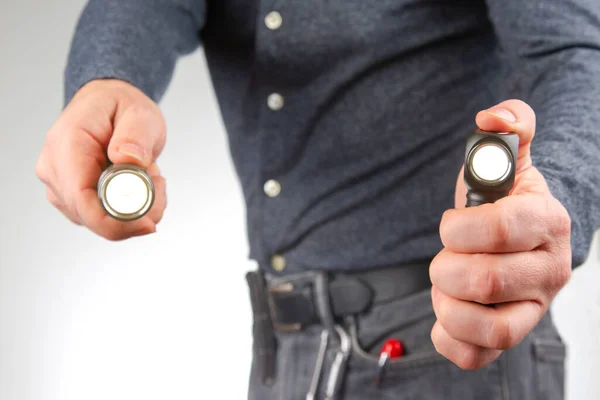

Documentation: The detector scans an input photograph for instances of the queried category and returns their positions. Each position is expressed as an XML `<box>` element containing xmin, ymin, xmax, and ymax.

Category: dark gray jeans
<box><xmin>247</xmin><ymin>273</ymin><xmax>566</xmax><ymax>400</ymax></box>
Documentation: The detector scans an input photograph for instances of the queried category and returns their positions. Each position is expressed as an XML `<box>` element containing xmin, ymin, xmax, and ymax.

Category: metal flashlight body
<box><xmin>464</xmin><ymin>130</ymin><xmax>519</xmax><ymax>207</ymax></box>
<box><xmin>97</xmin><ymin>163</ymin><xmax>155</xmax><ymax>221</ymax></box>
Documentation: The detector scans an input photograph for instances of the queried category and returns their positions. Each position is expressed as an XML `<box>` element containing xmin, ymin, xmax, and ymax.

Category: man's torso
<box><xmin>199</xmin><ymin>0</ymin><xmax>510</xmax><ymax>273</ymax></box>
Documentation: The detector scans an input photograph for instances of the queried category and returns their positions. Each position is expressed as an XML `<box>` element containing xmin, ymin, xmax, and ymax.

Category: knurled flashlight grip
<box><xmin>464</xmin><ymin>130</ymin><xmax>519</xmax><ymax>208</ymax></box>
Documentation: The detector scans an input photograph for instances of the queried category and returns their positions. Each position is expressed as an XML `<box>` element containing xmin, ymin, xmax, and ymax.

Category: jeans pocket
<box><xmin>348</xmin><ymin>288</ymin><xmax>441</xmax><ymax>357</ymax></box>
<box><xmin>532</xmin><ymin>338</ymin><xmax>566</xmax><ymax>400</ymax></box>
<box><xmin>341</xmin><ymin>290</ymin><xmax>505</xmax><ymax>400</ymax></box>
<box><xmin>347</xmin><ymin>315</ymin><xmax>448</xmax><ymax>371</ymax></box>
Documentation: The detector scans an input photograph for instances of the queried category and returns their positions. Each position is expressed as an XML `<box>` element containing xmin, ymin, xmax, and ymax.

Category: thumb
<box><xmin>475</xmin><ymin>99</ymin><xmax>536</xmax><ymax>174</ymax></box>
<box><xmin>107</xmin><ymin>104</ymin><xmax>166</xmax><ymax>168</ymax></box>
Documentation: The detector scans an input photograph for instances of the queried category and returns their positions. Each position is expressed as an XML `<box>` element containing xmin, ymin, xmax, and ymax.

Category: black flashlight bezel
<box><xmin>463</xmin><ymin>130</ymin><xmax>519</xmax><ymax>206</ymax></box>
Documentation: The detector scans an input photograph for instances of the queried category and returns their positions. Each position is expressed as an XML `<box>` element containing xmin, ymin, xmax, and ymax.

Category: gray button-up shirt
<box><xmin>65</xmin><ymin>0</ymin><xmax>600</xmax><ymax>273</ymax></box>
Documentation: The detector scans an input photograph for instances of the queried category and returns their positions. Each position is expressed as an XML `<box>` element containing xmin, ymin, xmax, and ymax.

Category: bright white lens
<box><xmin>105</xmin><ymin>172</ymin><xmax>149</xmax><ymax>215</ymax></box>
<box><xmin>471</xmin><ymin>144</ymin><xmax>511</xmax><ymax>182</ymax></box>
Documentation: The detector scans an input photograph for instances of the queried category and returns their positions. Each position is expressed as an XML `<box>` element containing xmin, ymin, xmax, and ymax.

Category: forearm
<box><xmin>526</xmin><ymin>46</ymin><xmax>600</xmax><ymax>268</ymax></box>
<box><xmin>485</xmin><ymin>0</ymin><xmax>600</xmax><ymax>268</ymax></box>
<box><xmin>65</xmin><ymin>0</ymin><xmax>205</xmax><ymax>105</ymax></box>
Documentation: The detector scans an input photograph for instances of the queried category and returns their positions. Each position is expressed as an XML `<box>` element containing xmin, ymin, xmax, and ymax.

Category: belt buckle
<box><xmin>268</xmin><ymin>282</ymin><xmax>303</xmax><ymax>332</ymax></box>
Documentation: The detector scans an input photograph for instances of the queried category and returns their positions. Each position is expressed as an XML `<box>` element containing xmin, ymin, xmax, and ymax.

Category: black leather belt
<box><xmin>245</xmin><ymin>260</ymin><xmax>432</xmax><ymax>385</ymax></box>
<box><xmin>265</xmin><ymin>260</ymin><xmax>432</xmax><ymax>332</ymax></box>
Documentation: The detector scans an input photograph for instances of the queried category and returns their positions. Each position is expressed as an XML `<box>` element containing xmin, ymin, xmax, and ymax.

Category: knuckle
<box><xmin>541</xmin><ymin>200</ymin><xmax>573</xmax><ymax>291</ymax></box>
<box><xmin>44</xmin><ymin>125</ymin><xmax>61</xmax><ymax>142</ymax></box>
<box><xmin>107</xmin><ymin>83</ymin><xmax>137</xmax><ymax>104</ymax></box>
<box><xmin>430</xmin><ymin>332</ymin><xmax>439</xmax><ymax>352</ymax></box>
<box><xmin>549</xmin><ymin>257</ymin><xmax>572</xmax><ymax>290</ymax></box>
<box><xmin>35</xmin><ymin>157</ymin><xmax>45</xmax><ymax>178</ymax></box>
<box><xmin>428</xmin><ymin>251</ymin><xmax>445</xmax><ymax>283</ymax></box>
<box><xmin>431</xmin><ymin>330</ymin><xmax>449</xmax><ymax>360</ymax></box>
<box><xmin>439</xmin><ymin>210</ymin><xmax>454</xmax><ymax>245</ymax></box>
<box><xmin>64</xmin><ymin>197</ymin><xmax>79</xmax><ymax>218</ymax></box>
<box><xmin>59</xmin><ymin>121</ymin><xmax>79</xmax><ymax>138</ymax></box>
<box><xmin>434</xmin><ymin>291</ymin><xmax>450</xmax><ymax>322</ymax></box>
<box><xmin>126</xmin><ymin>102</ymin><xmax>151</xmax><ymax>117</ymax></box>
<box><xmin>35</xmin><ymin>164</ymin><xmax>49</xmax><ymax>184</ymax></box>
<box><xmin>490</xmin><ymin>207</ymin><xmax>511</xmax><ymax>248</ymax></box>
<box><xmin>485</xmin><ymin>316</ymin><xmax>513</xmax><ymax>350</ymax></box>
<box><xmin>560</xmin><ymin>268</ymin><xmax>573</xmax><ymax>289</ymax></box>
<box><xmin>128</xmin><ymin>102</ymin><xmax>163</xmax><ymax>125</ymax></box>
<box><xmin>456</xmin><ymin>348</ymin><xmax>482</xmax><ymax>370</ymax></box>
<box><xmin>66</xmin><ymin>214</ymin><xmax>82</xmax><ymax>225</ymax></box>
<box><xmin>35</xmin><ymin>152</ymin><xmax>52</xmax><ymax>182</ymax></box>
<box><xmin>470</xmin><ymin>260</ymin><xmax>504</xmax><ymax>303</ymax></box>
<box><xmin>45</xmin><ymin>190</ymin><xmax>60</xmax><ymax>207</ymax></box>
<box><xmin>551</xmin><ymin>201</ymin><xmax>572</xmax><ymax>238</ymax></box>
<box><xmin>559</xmin><ymin>262</ymin><xmax>573</xmax><ymax>285</ymax></box>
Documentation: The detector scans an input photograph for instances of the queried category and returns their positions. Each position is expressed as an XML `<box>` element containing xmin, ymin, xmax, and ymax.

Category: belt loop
<box><xmin>314</xmin><ymin>272</ymin><xmax>337</xmax><ymax>343</ymax></box>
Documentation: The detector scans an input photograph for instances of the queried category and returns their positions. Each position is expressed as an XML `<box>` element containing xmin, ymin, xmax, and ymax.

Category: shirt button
<box><xmin>267</xmin><ymin>93</ymin><xmax>284</xmax><ymax>111</ymax></box>
<box><xmin>264</xmin><ymin>179</ymin><xmax>281</xmax><ymax>197</ymax></box>
<box><xmin>271</xmin><ymin>254</ymin><xmax>287</xmax><ymax>271</ymax></box>
<box><xmin>265</xmin><ymin>11</ymin><xmax>283</xmax><ymax>30</ymax></box>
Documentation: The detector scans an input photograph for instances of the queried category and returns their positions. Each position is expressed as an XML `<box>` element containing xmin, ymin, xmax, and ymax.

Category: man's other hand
<box><xmin>35</xmin><ymin>79</ymin><xmax>167</xmax><ymax>240</ymax></box>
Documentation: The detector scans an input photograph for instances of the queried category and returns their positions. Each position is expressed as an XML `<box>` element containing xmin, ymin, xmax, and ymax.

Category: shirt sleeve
<box><xmin>484</xmin><ymin>0</ymin><xmax>600</xmax><ymax>268</ymax></box>
<box><xmin>64</xmin><ymin>0</ymin><xmax>206</xmax><ymax>104</ymax></box>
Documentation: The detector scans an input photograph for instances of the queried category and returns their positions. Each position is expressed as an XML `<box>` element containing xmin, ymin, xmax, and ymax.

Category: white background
<box><xmin>0</xmin><ymin>1</ymin><xmax>599</xmax><ymax>399</ymax></box>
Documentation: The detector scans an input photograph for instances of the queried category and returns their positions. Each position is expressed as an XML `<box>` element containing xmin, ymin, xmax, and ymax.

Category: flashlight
<box><xmin>97</xmin><ymin>163</ymin><xmax>155</xmax><ymax>221</ymax></box>
<box><xmin>464</xmin><ymin>130</ymin><xmax>519</xmax><ymax>207</ymax></box>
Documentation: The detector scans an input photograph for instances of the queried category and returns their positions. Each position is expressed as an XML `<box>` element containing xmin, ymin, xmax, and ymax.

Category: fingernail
<box><xmin>487</xmin><ymin>108</ymin><xmax>517</xmax><ymax>122</ymax></box>
<box><xmin>118</xmin><ymin>143</ymin><xmax>147</xmax><ymax>163</ymax></box>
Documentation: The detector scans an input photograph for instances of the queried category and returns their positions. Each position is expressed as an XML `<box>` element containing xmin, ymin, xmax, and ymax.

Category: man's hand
<box><xmin>35</xmin><ymin>79</ymin><xmax>167</xmax><ymax>240</ymax></box>
<box><xmin>429</xmin><ymin>99</ymin><xmax>572</xmax><ymax>370</ymax></box>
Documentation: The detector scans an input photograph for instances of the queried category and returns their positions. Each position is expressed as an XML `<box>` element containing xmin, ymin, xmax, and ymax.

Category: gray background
<box><xmin>1</xmin><ymin>1</ymin><xmax>599</xmax><ymax>399</ymax></box>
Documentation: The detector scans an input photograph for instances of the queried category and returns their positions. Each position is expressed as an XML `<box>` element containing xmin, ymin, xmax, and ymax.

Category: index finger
<box><xmin>440</xmin><ymin>194</ymin><xmax>552</xmax><ymax>253</ymax></box>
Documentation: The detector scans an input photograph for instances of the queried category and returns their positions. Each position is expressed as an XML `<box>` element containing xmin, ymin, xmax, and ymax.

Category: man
<box><xmin>35</xmin><ymin>0</ymin><xmax>600</xmax><ymax>399</ymax></box>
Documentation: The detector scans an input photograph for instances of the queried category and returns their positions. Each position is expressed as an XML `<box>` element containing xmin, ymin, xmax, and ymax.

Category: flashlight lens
<box><xmin>105</xmin><ymin>172</ymin><xmax>150</xmax><ymax>215</ymax></box>
<box><xmin>470</xmin><ymin>143</ymin><xmax>511</xmax><ymax>183</ymax></box>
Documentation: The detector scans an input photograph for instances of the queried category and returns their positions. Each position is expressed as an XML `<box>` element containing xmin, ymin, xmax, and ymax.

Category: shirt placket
<box><xmin>257</xmin><ymin>3</ymin><xmax>290</xmax><ymax>274</ymax></box>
